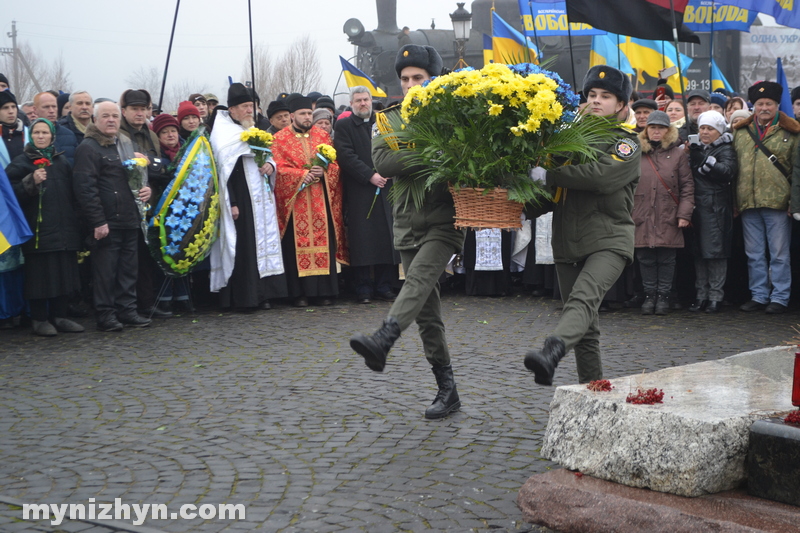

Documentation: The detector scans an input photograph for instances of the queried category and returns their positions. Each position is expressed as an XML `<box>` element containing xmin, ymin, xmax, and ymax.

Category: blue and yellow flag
<box><xmin>713</xmin><ymin>0</ymin><xmax>800</xmax><ymax>30</ymax></box>
<box><xmin>0</xmin><ymin>166</ymin><xmax>32</xmax><ymax>255</ymax></box>
<box><xmin>483</xmin><ymin>34</ymin><xmax>494</xmax><ymax>64</ymax></box>
<box><xmin>711</xmin><ymin>59</ymin><xmax>734</xmax><ymax>93</ymax></box>
<box><xmin>617</xmin><ymin>35</ymin><xmax>693</xmax><ymax>94</ymax></box>
<box><xmin>339</xmin><ymin>56</ymin><xmax>387</xmax><ymax>98</ymax></box>
<box><xmin>683</xmin><ymin>0</ymin><xmax>758</xmax><ymax>32</ymax></box>
<box><xmin>492</xmin><ymin>11</ymin><xmax>539</xmax><ymax>64</ymax></box>
<box><xmin>518</xmin><ymin>1</ymin><xmax>606</xmax><ymax>36</ymax></box>
<box><xmin>589</xmin><ymin>34</ymin><xmax>635</xmax><ymax>76</ymax></box>
<box><xmin>777</xmin><ymin>57</ymin><xmax>793</xmax><ymax>115</ymax></box>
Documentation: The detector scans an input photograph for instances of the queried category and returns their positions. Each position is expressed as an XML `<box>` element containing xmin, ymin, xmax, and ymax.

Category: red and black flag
<box><xmin>566</xmin><ymin>0</ymin><xmax>700</xmax><ymax>44</ymax></box>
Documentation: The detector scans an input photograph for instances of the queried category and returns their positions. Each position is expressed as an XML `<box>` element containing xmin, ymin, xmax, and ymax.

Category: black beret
<box><xmin>266</xmin><ymin>100</ymin><xmax>289</xmax><ymax>119</ymax></box>
<box><xmin>120</xmin><ymin>89</ymin><xmax>150</xmax><ymax>108</ymax></box>
<box><xmin>0</xmin><ymin>90</ymin><xmax>17</xmax><ymax>107</ymax></box>
<box><xmin>748</xmin><ymin>81</ymin><xmax>782</xmax><ymax>105</ymax></box>
<box><xmin>632</xmin><ymin>98</ymin><xmax>658</xmax><ymax>111</ymax></box>
<box><xmin>792</xmin><ymin>86</ymin><xmax>800</xmax><ymax>104</ymax></box>
<box><xmin>227</xmin><ymin>83</ymin><xmax>254</xmax><ymax>108</ymax></box>
<box><xmin>395</xmin><ymin>44</ymin><xmax>443</xmax><ymax>79</ymax></box>
<box><xmin>582</xmin><ymin>66</ymin><xmax>632</xmax><ymax>103</ymax></box>
<box><xmin>288</xmin><ymin>96</ymin><xmax>313</xmax><ymax>113</ymax></box>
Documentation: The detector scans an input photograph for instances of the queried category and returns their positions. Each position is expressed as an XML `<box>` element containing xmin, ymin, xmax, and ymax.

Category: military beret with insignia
<box><xmin>395</xmin><ymin>44</ymin><xmax>443</xmax><ymax>79</ymax></box>
<box><xmin>748</xmin><ymin>81</ymin><xmax>782</xmax><ymax>106</ymax></box>
<box><xmin>583</xmin><ymin>65</ymin><xmax>632</xmax><ymax>103</ymax></box>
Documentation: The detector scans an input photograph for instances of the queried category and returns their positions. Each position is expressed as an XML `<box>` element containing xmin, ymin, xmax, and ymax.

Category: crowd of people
<box><xmin>2</xmin><ymin>64</ymin><xmax>800</xmax><ymax>343</ymax></box>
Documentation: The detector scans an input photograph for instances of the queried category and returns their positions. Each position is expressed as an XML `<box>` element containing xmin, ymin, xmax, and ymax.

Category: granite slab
<box><xmin>541</xmin><ymin>346</ymin><xmax>796</xmax><ymax>497</ymax></box>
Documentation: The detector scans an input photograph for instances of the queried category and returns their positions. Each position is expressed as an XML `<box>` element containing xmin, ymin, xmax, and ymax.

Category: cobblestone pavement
<box><xmin>1</xmin><ymin>291</ymin><xmax>797</xmax><ymax>533</ymax></box>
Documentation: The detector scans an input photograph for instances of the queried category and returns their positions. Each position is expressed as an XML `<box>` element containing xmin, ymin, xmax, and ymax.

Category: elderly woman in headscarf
<box><xmin>6</xmin><ymin>118</ymin><xmax>84</xmax><ymax>336</ymax></box>
<box><xmin>312</xmin><ymin>107</ymin><xmax>334</xmax><ymax>137</ymax></box>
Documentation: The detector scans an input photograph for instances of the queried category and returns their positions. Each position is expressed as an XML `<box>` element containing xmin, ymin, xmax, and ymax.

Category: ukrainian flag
<box><xmin>339</xmin><ymin>56</ymin><xmax>387</xmax><ymax>98</ymax></box>
<box><xmin>617</xmin><ymin>36</ymin><xmax>693</xmax><ymax>94</ymax></box>
<box><xmin>589</xmin><ymin>34</ymin><xmax>635</xmax><ymax>76</ymax></box>
<box><xmin>483</xmin><ymin>34</ymin><xmax>494</xmax><ymax>65</ymax></box>
<box><xmin>492</xmin><ymin>11</ymin><xmax>539</xmax><ymax>65</ymax></box>
<box><xmin>0</xmin><ymin>166</ymin><xmax>32</xmax><ymax>255</ymax></box>
<box><xmin>710</xmin><ymin>59</ymin><xmax>734</xmax><ymax>93</ymax></box>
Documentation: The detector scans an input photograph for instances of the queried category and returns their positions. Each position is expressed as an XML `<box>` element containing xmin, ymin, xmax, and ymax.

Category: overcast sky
<box><xmin>1</xmin><ymin>0</ymin><xmax>458</xmax><ymax>106</ymax></box>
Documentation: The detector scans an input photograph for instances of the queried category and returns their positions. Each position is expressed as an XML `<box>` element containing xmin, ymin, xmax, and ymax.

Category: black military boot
<box><xmin>524</xmin><ymin>336</ymin><xmax>566</xmax><ymax>386</ymax></box>
<box><xmin>350</xmin><ymin>317</ymin><xmax>401</xmax><ymax>372</ymax></box>
<box><xmin>640</xmin><ymin>292</ymin><xmax>656</xmax><ymax>315</ymax></box>
<box><xmin>654</xmin><ymin>292</ymin><xmax>670</xmax><ymax>315</ymax></box>
<box><xmin>425</xmin><ymin>364</ymin><xmax>461</xmax><ymax>419</ymax></box>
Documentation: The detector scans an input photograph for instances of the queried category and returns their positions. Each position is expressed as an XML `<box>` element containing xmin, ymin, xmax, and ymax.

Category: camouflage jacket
<box><xmin>733</xmin><ymin>112</ymin><xmax>800</xmax><ymax>212</ymax></box>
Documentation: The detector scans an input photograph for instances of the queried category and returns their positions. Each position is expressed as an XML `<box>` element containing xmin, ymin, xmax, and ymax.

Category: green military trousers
<box><xmin>553</xmin><ymin>250</ymin><xmax>627</xmax><ymax>383</ymax></box>
<box><xmin>388</xmin><ymin>240</ymin><xmax>455</xmax><ymax>367</ymax></box>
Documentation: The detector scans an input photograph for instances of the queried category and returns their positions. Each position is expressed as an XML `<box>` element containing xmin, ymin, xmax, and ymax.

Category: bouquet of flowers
<box><xmin>384</xmin><ymin>63</ymin><xmax>622</xmax><ymax>215</ymax></box>
<box><xmin>33</xmin><ymin>157</ymin><xmax>51</xmax><ymax>249</ymax></box>
<box><xmin>240</xmin><ymin>127</ymin><xmax>274</xmax><ymax>168</ymax></box>
<box><xmin>306</xmin><ymin>144</ymin><xmax>336</xmax><ymax>170</ymax></box>
<box><xmin>123</xmin><ymin>157</ymin><xmax>150</xmax><ymax>239</ymax></box>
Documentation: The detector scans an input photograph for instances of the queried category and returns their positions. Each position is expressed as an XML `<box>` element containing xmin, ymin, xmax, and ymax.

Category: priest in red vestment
<box><xmin>272</xmin><ymin>95</ymin><xmax>348</xmax><ymax>307</ymax></box>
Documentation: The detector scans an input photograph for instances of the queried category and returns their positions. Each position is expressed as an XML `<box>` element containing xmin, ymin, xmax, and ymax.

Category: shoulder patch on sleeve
<box><xmin>614</xmin><ymin>137</ymin><xmax>639</xmax><ymax>159</ymax></box>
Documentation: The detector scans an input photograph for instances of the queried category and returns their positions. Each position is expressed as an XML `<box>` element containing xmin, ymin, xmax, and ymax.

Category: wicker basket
<box><xmin>448</xmin><ymin>186</ymin><xmax>523</xmax><ymax>230</ymax></box>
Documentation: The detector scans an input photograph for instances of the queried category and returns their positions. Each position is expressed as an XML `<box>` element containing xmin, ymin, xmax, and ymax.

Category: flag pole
<box><xmin>668</xmin><ymin>0</ymin><xmax>687</xmax><ymax>109</ymax></box>
<box><xmin>567</xmin><ymin>19</ymin><xmax>577</xmax><ymax>89</ymax></box>
<box><xmin>157</xmin><ymin>0</ymin><xmax>180</xmax><ymax>112</ymax></box>
<box><xmin>248</xmin><ymin>0</ymin><xmax>257</xmax><ymax>121</ymax></box>
<box><xmin>709</xmin><ymin>1</ymin><xmax>715</xmax><ymax>92</ymax></box>
<box><xmin>527</xmin><ymin>1</ymin><xmax>541</xmax><ymax>60</ymax></box>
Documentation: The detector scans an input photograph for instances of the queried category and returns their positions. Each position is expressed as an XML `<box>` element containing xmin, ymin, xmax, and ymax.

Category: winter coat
<box><xmin>72</xmin><ymin>124</ymin><xmax>142</xmax><ymax>230</ymax></box>
<box><xmin>544</xmin><ymin>125</ymin><xmax>641</xmax><ymax>264</ymax></box>
<box><xmin>54</xmin><ymin>123</ymin><xmax>78</xmax><ymax>166</ymax></box>
<box><xmin>372</xmin><ymin>105</ymin><xmax>466</xmax><ymax>253</ymax></box>
<box><xmin>118</xmin><ymin>116</ymin><xmax>169</xmax><ymax>202</ymax></box>
<box><xmin>733</xmin><ymin>112</ymin><xmax>800</xmax><ymax>212</ymax></box>
<box><xmin>6</xmin><ymin>145</ymin><xmax>81</xmax><ymax>254</ymax></box>
<box><xmin>335</xmin><ymin>112</ymin><xmax>399</xmax><ymax>266</ymax></box>
<box><xmin>689</xmin><ymin>132</ymin><xmax>737</xmax><ymax>259</ymax></box>
<box><xmin>633</xmin><ymin>127</ymin><xmax>694</xmax><ymax>249</ymax></box>
<box><xmin>58</xmin><ymin>114</ymin><xmax>88</xmax><ymax>144</ymax></box>
<box><xmin>678</xmin><ymin>117</ymin><xmax>698</xmax><ymax>143</ymax></box>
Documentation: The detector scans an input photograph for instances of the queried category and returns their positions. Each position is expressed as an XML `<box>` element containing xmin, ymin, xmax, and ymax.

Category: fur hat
<box><xmin>152</xmin><ymin>113</ymin><xmax>179</xmax><ymax>134</ymax></box>
<box><xmin>395</xmin><ymin>44</ymin><xmax>443</xmax><ymax>78</ymax></box>
<box><xmin>120</xmin><ymin>89</ymin><xmax>150</xmax><ymax>108</ymax></box>
<box><xmin>632</xmin><ymin>98</ymin><xmax>657</xmax><ymax>111</ymax></box>
<box><xmin>697</xmin><ymin>110</ymin><xmax>727</xmax><ymax>134</ymax></box>
<box><xmin>0</xmin><ymin>90</ymin><xmax>17</xmax><ymax>107</ymax></box>
<box><xmin>582</xmin><ymin>65</ymin><xmax>632</xmax><ymax>103</ymax></box>
<box><xmin>748</xmin><ymin>81</ymin><xmax>782</xmax><ymax>105</ymax></box>
<box><xmin>177</xmin><ymin>101</ymin><xmax>200</xmax><ymax>123</ymax></box>
<box><xmin>792</xmin><ymin>86</ymin><xmax>800</xmax><ymax>104</ymax></box>
<box><xmin>266</xmin><ymin>100</ymin><xmax>289</xmax><ymax>119</ymax></box>
<box><xmin>646</xmin><ymin>110</ymin><xmax>670</xmax><ymax>128</ymax></box>
<box><xmin>227</xmin><ymin>83</ymin><xmax>254</xmax><ymax>108</ymax></box>
<box><xmin>288</xmin><ymin>96</ymin><xmax>313</xmax><ymax>113</ymax></box>
<box><xmin>686</xmin><ymin>89</ymin><xmax>710</xmax><ymax>103</ymax></box>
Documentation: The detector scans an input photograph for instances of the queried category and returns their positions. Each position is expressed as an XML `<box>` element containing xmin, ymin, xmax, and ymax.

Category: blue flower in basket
<box><xmin>171</xmin><ymin>200</ymin><xmax>186</xmax><ymax>215</ymax></box>
<box><xmin>185</xmin><ymin>204</ymin><xmax>200</xmax><ymax>218</ymax></box>
<box><xmin>165</xmin><ymin>243</ymin><xmax>180</xmax><ymax>256</ymax></box>
<box><xmin>189</xmin><ymin>188</ymin><xmax>205</xmax><ymax>204</ymax></box>
<box><xmin>165</xmin><ymin>214</ymin><xmax>181</xmax><ymax>228</ymax></box>
<box><xmin>169</xmin><ymin>228</ymin><xmax>185</xmax><ymax>242</ymax></box>
<box><xmin>179</xmin><ymin>218</ymin><xmax>193</xmax><ymax>231</ymax></box>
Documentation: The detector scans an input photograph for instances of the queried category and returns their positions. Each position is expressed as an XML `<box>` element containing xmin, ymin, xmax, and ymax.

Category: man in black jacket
<box><xmin>58</xmin><ymin>91</ymin><xmax>93</xmax><ymax>144</ymax></box>
<box><xmin>73</xmin><ymin>101</ymin><xmax>152</xmax><ymax>331</ymax></box>
<box><xmin>334</xmin><ymin>86</ymin><xmax>399</xmax><ymax>303</ymax></box>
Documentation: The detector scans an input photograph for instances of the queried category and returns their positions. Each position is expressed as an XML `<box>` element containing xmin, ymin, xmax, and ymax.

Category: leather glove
<box><xmin>698</xmin><ymin>155</ymin><xmax>717</xmax><ymax>175</ymax></box>
<box><xmin>529</xmin><ymin>166</ymin><xmax>547</xmax><ymax>184</ymax></box>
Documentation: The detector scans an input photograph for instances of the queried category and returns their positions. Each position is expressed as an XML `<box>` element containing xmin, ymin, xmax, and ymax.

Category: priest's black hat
<box><xmin>228</xmin><ymin>83</ymin><xmax>254</xmax><ymax>108</ymax></box>
<box><xmin>288</xmin><ymin>96</ymin><xmax>313</xmax><ymax>113</ymax></box>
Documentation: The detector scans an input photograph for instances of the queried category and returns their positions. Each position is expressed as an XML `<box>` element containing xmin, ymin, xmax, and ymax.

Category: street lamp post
<box><xmin>450</xmin><ymin>2</ymin><xmax>472</xmax><ymax>70</ymax></box>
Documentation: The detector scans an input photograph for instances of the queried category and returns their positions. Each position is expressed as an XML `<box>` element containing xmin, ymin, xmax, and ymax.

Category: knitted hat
<box><xmin>266</xmin><ymin>100</ymin><xmax>289</xmax><ymax>119</ymax></box>
<box><xmin>709</xmin><ymin>92</ymin><xmax>727</xmax><ymax>108</ymax></box>
<box><xmin>632</xmin><ymin>98</ymin><xmax>657</xmax><ymax>111</ymax></box>
<box><xmin>315</xmin><ymin>95</ymin><xmax>335</xmax><ymax>112</ymax></box>
<box><xmin>792</xmin><ymin>86</ymin><xmax>800</xmax><ymax>104</ymax></box>
<box><xmin>697</xmin><ymin>110</ymin><xmax>727</xmax><ymax>134</ymax></box>
<box><xmin>177</xmin><ymin>101</ymin><xmax>200</xmax><ymax>123</ymax></box>
<box><xmin>582</xmin><ymin>65</ymin><xmax>632</xmax><ymax>103</ymax></box>
<box><xmin>395</xmin><ymin>44</ymin><xmax>443</xmax><ymax>78</ymax></box>
<box><xmin>57</xmin><ymin>93</ymin><xmax>70</xmax><ymax>117</ymax></box>
<box><xmin>646</xmin><ymin>110</ymin><xmax>670</xmax><ymax>128</ymax></box>
<box><xmin>748</xmin><ymin>81</ymin><xmax>782</xmax><ymax>105</ymax></box>
<box><xmin>288</xmin><ymin>96</ymin><xmax>313</xmax><ymax>113</ymax></box>
<box><xmin>227</xmin><ymin>83</ymin><xmax>254</xmax><ymax>108</ymax></box>
<box><xmin>0</xmin><ymin>90</ymin><xmax>17</xmax><ymax>107</ymax></box>
<box><xmin>729</xmin><ymin>109</ymin><xmax>751</xmax><ymax>125</ymax></box>
<box><xmin>152</xmin><ymin>113</ymin><xmax>180</xmax><ymax>134</ymax></box>
<box><xmin>312</xmin><ymin>108</ymin><xmax>333</xmax><ymax>124</ymax></box>
<box><xmin>0</xmin><ymin>73</ymin><xmax>8</xmax><ymax>88</ymax></box>
<box><xmin>686</xmin><ymin>89</ymin><xmax>710</xmax><ymax>103</ymax></box>
<box><xmin>120</xmin><ymin>89</ymin><xmax>150</xmax><ymax>108</ymax></box>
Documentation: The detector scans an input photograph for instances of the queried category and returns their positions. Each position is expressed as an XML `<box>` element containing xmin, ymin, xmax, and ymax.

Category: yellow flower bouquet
<box><xmin>306</xmin><ymin>143</ymin><xmax>336</xmax><ymax>170</ymax></box>
<box><xmin>240</xmin><ymin>127</ymin><xmax>274</xmax><ymax>168</ymax></box>
<box><xmin>384</xmin><ymin>62</ymin><xmax>621</xmax><ymax>226</ymax></box>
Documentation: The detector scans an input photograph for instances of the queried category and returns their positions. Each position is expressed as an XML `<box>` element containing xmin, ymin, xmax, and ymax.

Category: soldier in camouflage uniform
<box><xmin>734</xmin><ymin>81</ymin><xmax>800</xmax><ymax>314</ymax></box>
<box><xmin>524</xmin><ymin>66</ymin><xmax>641</xmax><ymax>385</ymax></box>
